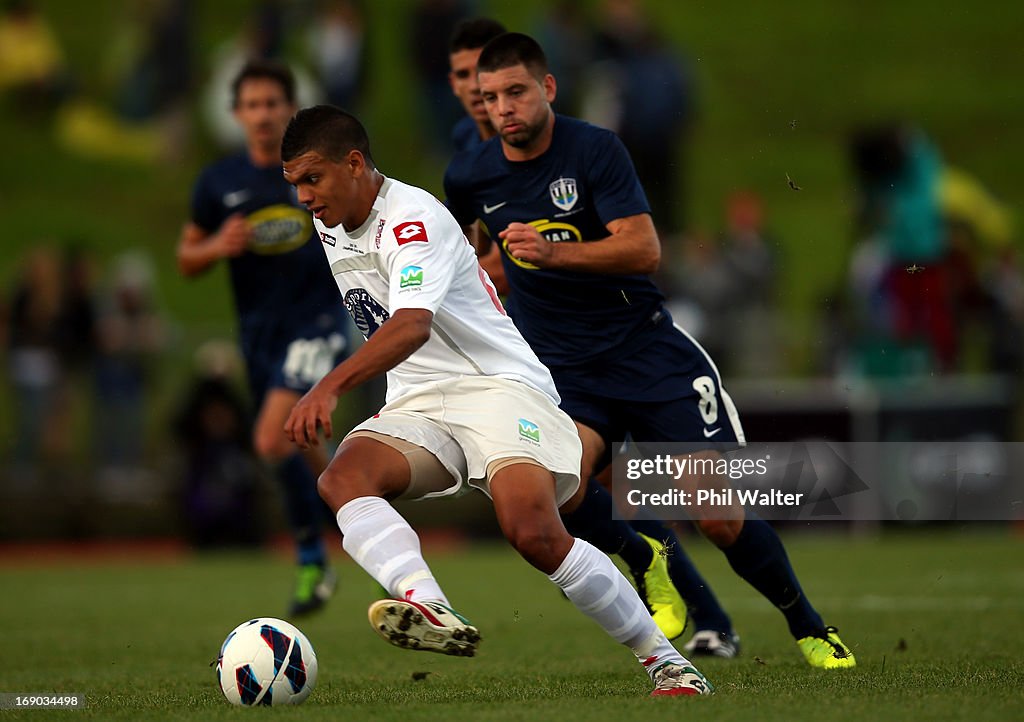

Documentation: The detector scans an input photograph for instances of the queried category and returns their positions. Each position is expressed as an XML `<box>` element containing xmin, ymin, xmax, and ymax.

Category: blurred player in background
<box><xmin>280</xmin><ymin>104</ymin><xmax>712</xmax><ymax>696</ymax></box>
<box><xmin>447</xmin><ymin>19</ymin><xmax>740</xmax><ymax>657</ymax></box>
<box><xmin>444</xmin><ymin>32</ymin><xmax>856</xmax><ymax>669</ymax></box>
<box><xmin>447</xmin><ymin>17</ymin><xmax>508</xmax><ymax>295</ymax></box>
<box><xmin>176</xmin><ymin>60</ymin><xmax>348</xmax><ymax>617</ymax></box>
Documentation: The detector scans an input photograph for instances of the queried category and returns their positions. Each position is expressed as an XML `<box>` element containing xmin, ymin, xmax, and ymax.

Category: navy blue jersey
<box><xmin>444</xmin><ymin>115</ymin><xmax>665</xmax><ymax>368</ymax></box>
<box><xmin>190</xmin><ymin>153</ymin><xmax>344</xmax><ymax>350</ymax></box>
<box><xmin>451</xmin><ymin>115</ymin><xmax>484</xmax><ymax>153</ymax></box>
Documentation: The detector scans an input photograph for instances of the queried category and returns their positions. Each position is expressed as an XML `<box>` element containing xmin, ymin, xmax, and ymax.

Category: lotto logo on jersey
<box><xmin>393</xmin><ymin>221</ymin><xmax>429</xmax><ymax>245</ymax></box>
<box><xmin>399</xmin><ymin>265</ymin><xmax>423</xmax><ymax>289</ymax></box>
<box><xmin>518</xmin><ymin>418</ymin><xmax>540</xmax><ymax>444</ymax></box>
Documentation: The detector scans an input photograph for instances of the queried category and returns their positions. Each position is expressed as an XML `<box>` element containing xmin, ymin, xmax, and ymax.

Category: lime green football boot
<box><xmin>633</xmin><ymin>533</ymin><xmax>688</xmax><ymax>641</ymax></box>
<box><xmin>798</xmin><ymin>626</ymin><xmax>856</xmax><ymax>669</ymax></box>
<box><xmin>288</xmin><ymin>564</ymin><xmax>337</xmax><ymax>617</ymax></box>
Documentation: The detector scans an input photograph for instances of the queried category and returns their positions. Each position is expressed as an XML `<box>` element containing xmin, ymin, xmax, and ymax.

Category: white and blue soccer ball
<box><xmin>216</xmin><ymin>617</ymin><xmax>318</xmax><ymax>706</ymax></box>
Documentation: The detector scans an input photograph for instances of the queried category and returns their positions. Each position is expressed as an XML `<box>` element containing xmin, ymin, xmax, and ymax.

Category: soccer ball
<box><xmin>216</xmin><ymin>617</ymin><xmax>318</xmax><ymax>706</ymax></box>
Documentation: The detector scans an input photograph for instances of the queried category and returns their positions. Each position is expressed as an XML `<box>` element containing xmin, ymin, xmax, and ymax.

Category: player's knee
<box><xmin>317</xmin><ymin>462</ymin><xmax>394</xmax><ymax>511</ymax></box>
<box><xmin>698</xmin><ymin>518</ymin><xmax>742</xmax><ymax>547</ymax></box>
<box><xmin>504</xmin><ymin>521</ymin><xmax>572</xmax><ymax>574</ymax></box>
<box><xmin>316</xmin><ymin>464</ymin><xmax>359</xmax><ymax>510</ymax></box>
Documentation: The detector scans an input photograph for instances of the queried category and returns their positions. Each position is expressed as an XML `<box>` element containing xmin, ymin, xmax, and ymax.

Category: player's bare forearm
<box><xmin>176</xmin><ymin>224</ymin><xmax>218</xmax><ymax>276</ymax></box>
<box><xmin>285</xmin><ymin>309</ymin><xmax>433</xmax><ymax>448</ymax></box>
<box><xmin>501</xmin><ymin>214</ymin><xmax>660</xmax><ymax>274</ymax></box>
<box><xmin>464</xmin><ymin>222</ymin><xmax>492</xmax><ymax>256</ymax></box>
<box><xmin>177</xmin><ymin>217</ymin><xmax>250</xmax><ymax>276</ymax></box>
<box><xmin>322</xmin><ymin>308</ymin><xmax>433</xmax><ymax>397</ymax></box>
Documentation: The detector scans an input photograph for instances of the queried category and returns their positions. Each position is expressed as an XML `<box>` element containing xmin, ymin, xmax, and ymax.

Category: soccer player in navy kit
<box><xmin>447</xmin><ymin>18</ymin><xmax>742</xmax><ymax>655</ymax></box>
<box><xmin>444</xmin><ymin>33</ymin><xmax>855</xmax><ymax>668</ymax></box>
<box><xmin>177</xmin><ymin>60</ymin><xmax>349</xmax><ymax>617</ymax></box>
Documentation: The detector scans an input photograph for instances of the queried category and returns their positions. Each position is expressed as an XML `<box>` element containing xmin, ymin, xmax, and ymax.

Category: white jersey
<box><xmin>313</xmin><ymin>176</ymin><xmax>559</xmax><ymax>405</ymax></box>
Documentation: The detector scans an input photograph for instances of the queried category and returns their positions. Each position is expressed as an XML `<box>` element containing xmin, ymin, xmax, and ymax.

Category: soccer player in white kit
<box><xmin>280</xmin><ymin>105</ymin><xmax>711</xmax><ymax>697</ymax></box>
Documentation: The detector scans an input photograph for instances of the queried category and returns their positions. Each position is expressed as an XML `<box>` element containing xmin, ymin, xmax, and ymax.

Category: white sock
<box><xmin>549</xmin><ymin>538</ymin><xmax>687</xmax><ymax>676</ymax></box>
<box><xmin>336</xmin><ymin>497</ymin><xmax>449</xmax><ymax>605</ymax></box>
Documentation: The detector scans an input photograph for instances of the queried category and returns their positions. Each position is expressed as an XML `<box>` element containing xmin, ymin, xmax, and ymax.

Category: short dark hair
<box><xmin>477</xmin><ymin>32</ymin><xmax>549</xmax><ymax>81</ymax></box>
<box><xmin>231</xmin><ymin>59</ymin><xmax>296</xmax><ymax>107</ymax></box>
<box><xmin>449</xmin><ymin>17</ymin><xmax>507</xmax><ymax>54</ymax></box>
<box><xmin>282</xmin><ymin>105</ymin><xmax>374</xmax><ymax>166</ymax></box>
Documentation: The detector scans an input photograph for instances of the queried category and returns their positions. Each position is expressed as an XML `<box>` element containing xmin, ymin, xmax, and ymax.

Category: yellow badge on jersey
<box><xmin>501</xmin><ymin>219</ymin><xmax>583</xmax><ymax>270</ymax></box>
<box><xmin>246</xmin><ymin>205</ymin><xmax>312</xmax><ymax>255</ymax></box>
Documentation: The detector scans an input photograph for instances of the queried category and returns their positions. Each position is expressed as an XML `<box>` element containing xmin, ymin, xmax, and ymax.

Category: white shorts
<box><xmin>347</xmin><ymin>376</ymin><xmax>582</xmax><ymax>506</ymax></box>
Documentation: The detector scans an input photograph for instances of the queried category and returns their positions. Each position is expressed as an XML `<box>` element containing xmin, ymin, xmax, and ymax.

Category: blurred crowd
<box><xmin>1</xmin><ymin>0</ymin><xmax>1019</xmax><ymax>541</ymax></box>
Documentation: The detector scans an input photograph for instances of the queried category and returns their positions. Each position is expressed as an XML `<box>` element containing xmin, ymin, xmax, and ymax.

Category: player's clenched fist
<box><xmin>500</xmin><ymin>222</ymin><xmax>555</xmax><ymax>267</ymax></box>
<box><xmin>217</xmin><ymin>213</ymin><xmax>252</xmax><ymax>257</ymax></box>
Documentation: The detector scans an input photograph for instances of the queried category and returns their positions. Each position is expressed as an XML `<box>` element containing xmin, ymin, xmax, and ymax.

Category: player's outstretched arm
<box><xmin>176</xmin><ymin>215</ymin><xmax>251</xmax><ymax>276</ymax></box>
<box><xmin>499</xmin><ymin>213</ymin><xmax>660</xmax><ymax>275</ymax></box>
<box><xmin>284</xmin><ymin>308</ymin><xmax>433</xmax><ymax>449</ymax></box>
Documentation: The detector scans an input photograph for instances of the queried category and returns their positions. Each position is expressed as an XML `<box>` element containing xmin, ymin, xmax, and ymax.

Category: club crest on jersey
<box><xmin>399</xmin><ymin>265</ymin><xmax>423</xmax><ymax>289</ymax></box>
<box><xmin>549</xmin><ymin>177</ymin><xmax>578</xmax><ymax>212</ymax></box>
<box><xmin>518</xmin><ymin>418</ymin><xmax>540</xmax><ymax>444</ymax></box>
<box><xmin>343</xmin><ymin>288</ymin><xmax>390</xmax><ymax>339</ymax></box>
<box><xmin>394</xmin><ymin>221</ymin><xmax>429</xmax><ymax>245</ymax></box>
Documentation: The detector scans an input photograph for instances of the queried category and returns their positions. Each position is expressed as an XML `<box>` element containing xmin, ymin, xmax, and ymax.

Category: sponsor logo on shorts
<box><xmin>518</xmin><ymin>418</ymin><xmax>540</xmax><ymax>444</ymax></box>
<box><xmin>399</xmin><ymin>265</ymin><xmax>424</xmax><ymax>288</ymax></box>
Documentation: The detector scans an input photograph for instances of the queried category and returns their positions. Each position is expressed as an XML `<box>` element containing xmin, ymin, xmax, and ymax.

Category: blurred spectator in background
<box><xmin>55</xmin><ymin>0</ymin><xmax>192</xmax><ymax>163</ymax></box>
<box><xmin>718</xmin><ymin>190</ymin><xmax>779</xmax><ymax>375</ymax></box>
<box><xmin>663</xmin><ymin>191</ymin><xmax>778</xmax><ymax>377</ymax></box>
<box><xmin>0</xmin><ymin>0</ymin><xmax>70</xmax><ymax>113</ymax></box>
<box><xmin>533</xmin><ymin>0</ymin><xmax>591</xmax><ymax>116</ymax></box>
<box><xmin>201</xmin><ymin>2</ymin><xmax>321</xmax><ymax>150</ymax></box>
<box><xmin>583</xmin><ymin>0</ymin><xmax>695</xmax><ymax>234</ymax></box>
<box><xmin>174</xmin><ymin>340</ymin><xmax>265</xmax><ymax>549</ymax></box>
<box><xmin>409</xmin><ymin>0</ymin><xmax>470</xmax><ymax>155</ymax></box>
<box><xmin>5</xmin><ymin>247</ymin><xmax>65</xmax><ymax>485</ymax></box>
<box><xmin>305</xmin><ymin>0</ymin><xmax>365</xmax><ymax>111</ymax></box>
<box><xmin>844</xmin><ymin>123</ymin><xmax>1018</xmax><ymax>377</ymax></box>
<box><xmin>51</xmin><ymin>247</ymin><xmax>100</xmax><ymax>471</ymax></box>
<box><xmin>93</xmin><ymin>252</ymin><xmax>167</xmax><ymax>496</ymax></box>
<box><xmin>112</xmin><ymin>0</ymin><xmax>192</xmax><ymax>127</ymax></box>
<box><xmin>846</xmin><ymin>124</ymin><xmax>953</xmax><ymax>375</ymax></box>
<box><xmin>984</xmin><ymin>248</ymin><xmax>1024</xmax><ymax>374</ymax></box>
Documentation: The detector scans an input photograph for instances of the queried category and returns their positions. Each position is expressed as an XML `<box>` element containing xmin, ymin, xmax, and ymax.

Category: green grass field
<box><xmin>2</xmin><ymin>528</ymin><xmax>1022</xmax><ymax>721</ymax></box>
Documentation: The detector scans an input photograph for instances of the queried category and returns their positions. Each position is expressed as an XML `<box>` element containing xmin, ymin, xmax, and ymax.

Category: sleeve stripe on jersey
<box><xmin>477</xmin><ymin>265</ymin><xmax>506</xmax><ymax>316</ymax></box>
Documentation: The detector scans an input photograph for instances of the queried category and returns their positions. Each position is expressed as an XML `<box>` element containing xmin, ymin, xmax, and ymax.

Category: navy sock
<box><xmin>630</xmin><ymin>519</ymin><xmax>734</xmax><ymax>634</ymax></box>
<box><xmin>561</xmin><ymin>477</ymin><xmax>653</xmax><ymax>573</ymax></box>
<box><xmin>723</xmin><ymin>516</ymin><xmax>824</xmax><ymax>639</ymax></box>
<box><xmin>278</xmin><ymin>454</ymin><xmax>327</xmax><ymax>567</ymax></box>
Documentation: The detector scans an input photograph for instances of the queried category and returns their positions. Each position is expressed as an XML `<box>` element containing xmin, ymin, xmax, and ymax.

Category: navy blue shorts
<box><xmin>550</xmin><ymin>321</ymin><xmax>745</xmax><ymax>459</ymax></box>
<box><xmin>242</xmin><ymin>312</ymin><xmax>349</xmax><ymax>406</ymax></box>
